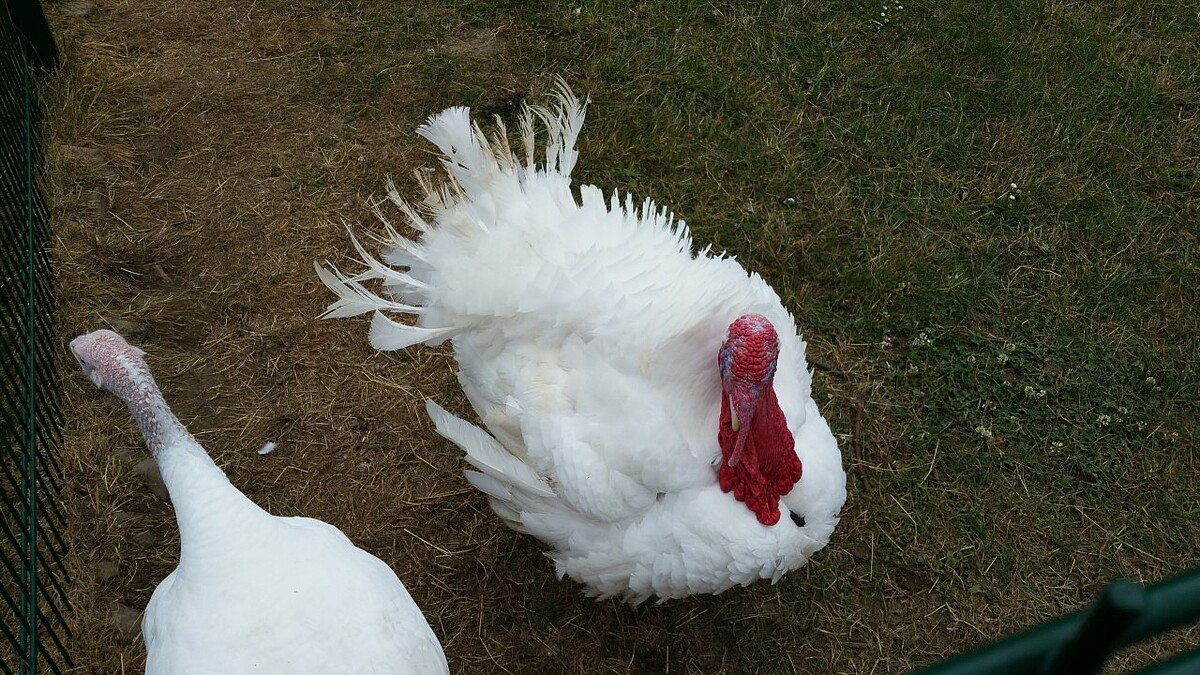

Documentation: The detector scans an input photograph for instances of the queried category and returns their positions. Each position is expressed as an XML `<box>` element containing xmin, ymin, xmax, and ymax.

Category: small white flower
<box><xmin>1118</xmin><ymin>406</ymin><xmax>1128</xmax><ymax>414</ymax></box>
<box><xmin>1051</xmin><ymin>441</ymin><xmax>1064</xmax><ymax>449</ymax></box>
<box><xmin>975</xmin><ymin>425</ymin><xmax>993</xmax><ymax>439</ymax></box>
<box><xmin>997</xmin><ymin>352</ymin><xmax>1009</xmax><ymax>363</ymax></box>
<box><xmin>1010</xmin><ymin>182</ymin><xmax>1017</xmax><ymax>189</ymax></box>
<box><xmin>1008</xmin><ymin>194</ymin><xmax>1016</xmax><ymax>200</ymax></box>
<box><xmin>909</xmin><ymin>365</ymin><xmax>920</xmax><ymax>374</ymax></box>
<box><xmin>1097</xmin><ymin>414</ymin><xmax>1111</xmax><ymax>426</ymax></box>
<box><xmin>1024</xmin><ymin>385</ymin><xmax>1035</xmax><ymax>396</ymax></box>
<box><xmin>1145</xmin><ymin>376</ymin><xmax>1157</xmax><ymax>385</ymax></box>
<box><xmin>1004</xmin><ymin>342</ymin><xmax>1016</xmax><ymax>352</ymax></box>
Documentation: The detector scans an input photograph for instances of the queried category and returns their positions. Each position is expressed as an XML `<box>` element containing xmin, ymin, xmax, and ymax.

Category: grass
<box><xmin>42</xmin><ymin>0</ymin><xmax>1198</xmax><ymax>672</ymax></box>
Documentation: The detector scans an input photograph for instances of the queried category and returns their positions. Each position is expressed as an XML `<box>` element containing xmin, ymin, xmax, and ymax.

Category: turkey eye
<box><xmin>789</xmin><ymin>512</ymin><xmax>805</xmax><ymax>528</ymax></box>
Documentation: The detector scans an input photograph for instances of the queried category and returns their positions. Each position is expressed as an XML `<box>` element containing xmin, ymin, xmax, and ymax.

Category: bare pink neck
<box><xmin>107</xmin><ymin>363</ymin><xmax>231</xmax><ymax>500</ymax></box>
<box><xmin>106</xmin><ymin>365</ymin><xmax>195</xmax><ymax>460</ymax></box>
<box><xmin>110</xmin><ymin>369</ymin><xmax>269</xmax><ymax>561</ymax></box>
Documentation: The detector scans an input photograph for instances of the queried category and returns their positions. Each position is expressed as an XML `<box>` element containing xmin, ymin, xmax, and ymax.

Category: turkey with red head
<box><xmin>317</xmin><ymin>80</ymin><xmax>846</xmax><ymax>604</ymax></box>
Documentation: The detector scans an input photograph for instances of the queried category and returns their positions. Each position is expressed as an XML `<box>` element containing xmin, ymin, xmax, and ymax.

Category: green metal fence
<box><xmin>0</xmin><ymin>2</ymin><xmax>72</xmax><ymax>673</ymax></box>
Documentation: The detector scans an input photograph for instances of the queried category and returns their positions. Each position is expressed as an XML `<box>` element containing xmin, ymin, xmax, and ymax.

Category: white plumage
<box><xmin>70</xmin><ymin>329</ymin><xmax>449</xmax><ymax>674</ymax></box>
<box><xmin>318</xmin><ymin>80</ymin><xmax>847</xmax><ymax>604</ymax></box>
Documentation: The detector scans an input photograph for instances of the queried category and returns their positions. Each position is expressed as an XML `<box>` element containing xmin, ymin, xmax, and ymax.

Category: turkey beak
<box><xmin>728</xmin><ymin>390</ymin><xmax>758</xmax><ymax>467</ymax></box>
<box><xmin>69</xmin><ymin>338</ymin><xmax>100</xmax><ymax>388</ymax></box>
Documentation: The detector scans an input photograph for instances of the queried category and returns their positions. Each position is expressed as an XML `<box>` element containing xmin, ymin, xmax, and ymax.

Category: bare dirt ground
<box><xmin>42</xmin><ymin>0</ymin><xmax>1197</xmax><ymax>673</ymax></box>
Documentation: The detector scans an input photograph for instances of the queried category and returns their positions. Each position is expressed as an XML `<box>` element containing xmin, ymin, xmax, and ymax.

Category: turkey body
<box><xmin>141</xmin><ymin>507</ymin><xmax>447</xmax><ymax>674</ymax></box>
<box><xmin>319</xmin><ymin>80</ymin><xmax>847</xmax><ymax>604</ymax></box>
<box><xmin>70</xmin><ymin>330</ymin><xmax>449</xmax><ymax>674</ymax></box>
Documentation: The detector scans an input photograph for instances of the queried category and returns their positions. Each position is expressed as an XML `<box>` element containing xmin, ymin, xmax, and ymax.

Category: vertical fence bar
<box><xmin>21</xmin><ymin>37</ymin><xmax>39</xmax><ymax>672</ymax></box>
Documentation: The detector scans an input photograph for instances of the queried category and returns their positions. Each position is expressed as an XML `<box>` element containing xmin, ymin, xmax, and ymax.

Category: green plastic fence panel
<box><xmin>0</xmin><ymin>1</ymin><xmax>71</xmax><ymax>673</ymax></box>
<box><xmin>911</xmin><ymin>568</ymin><xmax>1200</xmax><ymax>675</ymax></box>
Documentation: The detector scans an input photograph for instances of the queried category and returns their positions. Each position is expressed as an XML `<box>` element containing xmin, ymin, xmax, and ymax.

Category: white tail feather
<box><xmin>368</xmin><ymin>312</ymin><xmax>457</xmax><ymax>351</ymax></box>
<box><xmin>314</xmin><ymin>261</ymin><xmax>419</xmax><ymax>319</ymax></box>
<box><xmin>383</xmin><ymin>177</ymin><xmax>428</xmax><ymax>232</ymax></box>
<box><xmin>529</xmin><ymin>78</ymin><xmax>586</xmax><ymax>176</ymax></box>
<box><xmin>318</xmin><ymin>79</ymin><xmax>591</xmax><ymax>355</ymax></box>
<box><xmin>344</xmin><ymin>226</ymin><xmax>430</xmax><ymax>294</ymax></box>
<box><xmin>416</xmin><ymin>107</ymin><xmax>496</xmax><ymax>199</ymax></box>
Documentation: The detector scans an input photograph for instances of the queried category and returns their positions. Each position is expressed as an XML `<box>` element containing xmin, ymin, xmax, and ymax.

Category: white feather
<box><xmin>313</xmin><ymin>261</ymin><xmax>415</xmax><ymax>319</ymax></box>
<box><xmin>464</xmin><ymin>469</ymin><xmax>512</xmax><ymax>501</ymax></box>
<box><xmin>368</xmin><ymin>312</ymin><xmax>458</xmax><ymax>351</ymax></box>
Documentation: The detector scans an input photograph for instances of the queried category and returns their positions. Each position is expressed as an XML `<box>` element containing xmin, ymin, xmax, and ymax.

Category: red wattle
<box><xmin>718</xmin><ymin>387</ymin><xmax>802</xmax><ymax>526</ymax></box>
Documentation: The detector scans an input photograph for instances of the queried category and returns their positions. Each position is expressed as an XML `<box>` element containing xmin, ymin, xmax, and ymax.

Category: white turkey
<box><xmin>70</xmin><ymin>329</ymin><xmax>450</xmax><ymax>674</ymax></box>
<box><xmin>317</xmin><ymin>80</ymin><xmax>847</xmax><ymax>604</ymax></box>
